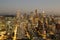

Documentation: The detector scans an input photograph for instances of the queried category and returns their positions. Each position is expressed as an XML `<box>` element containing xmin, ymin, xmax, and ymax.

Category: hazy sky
<box><xmin>0</xmin><ymin>0</ymin><xmax>60</xmax><ymax>13</ymax></box>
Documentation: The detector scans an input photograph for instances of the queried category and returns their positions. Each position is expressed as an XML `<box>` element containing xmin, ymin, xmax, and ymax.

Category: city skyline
<box><xmin>0</xmin><ymin>0</ymin><xmax>60</xmax><ymax>14</ymax></box>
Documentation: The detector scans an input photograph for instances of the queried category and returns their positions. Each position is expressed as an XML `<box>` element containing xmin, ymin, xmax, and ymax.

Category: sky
<box><xmin>0</xmin><ymin>0</ymin><xmax>60</xmax><ymax>14</ymax></box>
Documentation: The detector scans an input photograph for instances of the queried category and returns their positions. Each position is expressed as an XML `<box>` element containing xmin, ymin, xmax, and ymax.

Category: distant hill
<box><xmin>0</xmin><ymin>12</ymin><xmax>16</xmax><ymax>16</ymax></box>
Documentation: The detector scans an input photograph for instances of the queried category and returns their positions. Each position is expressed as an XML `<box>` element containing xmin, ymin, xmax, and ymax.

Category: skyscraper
<box><xmin>16</xmin><ymin>10</ymin><xmax>21</xmax><ymax>19</ymax></box>
<box><xmin>35</xmin><ymin>9</ymin><xmax>38</xmax><ymax>18</ymax></box>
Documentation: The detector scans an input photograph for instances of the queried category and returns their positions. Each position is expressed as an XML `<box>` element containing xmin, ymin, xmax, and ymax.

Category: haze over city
<box><xmin>0</xmin><ymin>0</ymin><xmax>60</xmax><ymax>40</ymax></box>
<box><xmin>0</xmin><ymin>0</ymin><xmax>60</xmax><ymax>15</ymax></box>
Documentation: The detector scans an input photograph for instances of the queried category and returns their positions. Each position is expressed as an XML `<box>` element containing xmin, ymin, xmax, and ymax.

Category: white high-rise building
<box><xmin>42</xmin><ymin>10</ymin><xmax>46</xmax><ymax>17</ymax></box>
